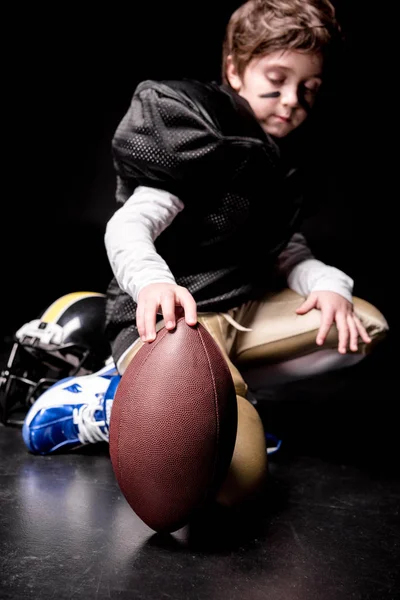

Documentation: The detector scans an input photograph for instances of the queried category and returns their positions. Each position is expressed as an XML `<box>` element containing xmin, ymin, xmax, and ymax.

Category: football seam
<box><xmin>197</xmin><ymin>325</ymin><xmax>221</xmax><ymax>497</ymax></box>
<box><xmin>116</xmin><ymin>329</ymin><xmax>169</xmax><ymax>494</ymax></box>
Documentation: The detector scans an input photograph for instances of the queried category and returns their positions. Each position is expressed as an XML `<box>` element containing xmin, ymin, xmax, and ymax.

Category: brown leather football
<box><xmin>109</xmin><ymin>317</ymin><xmax>238</xmax><ymax>533</ymax></box>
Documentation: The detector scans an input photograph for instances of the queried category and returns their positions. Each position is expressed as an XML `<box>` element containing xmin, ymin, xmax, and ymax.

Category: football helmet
<box><xmin>0</xmin><ymin>291</ymin><xmax>112</xmax><ymax>426</ymax></box>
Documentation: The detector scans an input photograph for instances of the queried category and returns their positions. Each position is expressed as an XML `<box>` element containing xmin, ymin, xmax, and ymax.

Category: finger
<box><xmin>143</xmin><ymin>300</ymin><xmax>159</xmax><ymax>342</ymax></box>
<box><xmin>347</xmin><ymin>313</ymin><xmax>359</xmax><ymax>352</ymax></box>
<box><xmin>335</xmin><ymin>312</ymin><xmax>349</xmax><ymax>354</ymax></box>
<box><xmin>177</xmin><ymin>289</ymin><xmax>197</xmax><ymax>325</ymax></box>
<box><xmin>296</xmin><ymin>296</ymin><xmax>317</xmax><ymax>314</ymax></box>
<box><xmin>136</xmin><ymin>303</ymin><xmax>145</xmax><ymax>340</ymax></box>
<box><xmin>354</xmin><ymin>314</ymin><xmax>372</xmax><ymax>345</ymax></box>
<box><xmin>316</xmin><ymin>310</ymin><xmax>334</xmax><ymax>346</ymax></box>
<box><xmin>160</xmin><ymin>291</ymin><xmax>178</xmax><ymax>331</ymax></box>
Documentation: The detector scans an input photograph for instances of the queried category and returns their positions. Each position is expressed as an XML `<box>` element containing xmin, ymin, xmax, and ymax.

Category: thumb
<box><xmin>296</xmin><ymin>295</ymin><xmax>317</xmax><ymax>315</ymax></box>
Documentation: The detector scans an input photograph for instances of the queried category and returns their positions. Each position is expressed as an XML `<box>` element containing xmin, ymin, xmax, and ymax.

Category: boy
<box><xmin>22</xmin><ymin>1</ymin><xmax>388</xmax><ymax>506</ymax></box>
<box><xmin>103</xmin><ymin>0</ymin><xmax>387</xmax><ymax>505</ymax></box>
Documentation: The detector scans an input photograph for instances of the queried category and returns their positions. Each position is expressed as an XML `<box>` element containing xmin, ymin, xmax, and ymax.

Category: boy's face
<box><xmin>226</xmin><ymin>50</ymin><xmax>323</xmax><ymax>138</ymax></box>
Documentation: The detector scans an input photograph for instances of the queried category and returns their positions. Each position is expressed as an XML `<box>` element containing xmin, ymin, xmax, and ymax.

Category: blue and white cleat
<box><xmin>22</xmin><ymin>362</ymin><xmax>121</xmax><ymax>455</ymax></box>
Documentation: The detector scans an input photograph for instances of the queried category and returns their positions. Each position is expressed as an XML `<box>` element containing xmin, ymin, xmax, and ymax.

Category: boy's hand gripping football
<box><xmin>137</xmin><ymin>283</ymin><xmax>197</xmax><ymax>342</ymax></box>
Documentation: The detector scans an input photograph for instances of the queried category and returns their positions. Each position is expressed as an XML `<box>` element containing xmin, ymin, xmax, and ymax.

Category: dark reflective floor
<box><xmin>1</xmin><ymin>346</ymin><xmax>399</xmax><ymax>600</ymax></box>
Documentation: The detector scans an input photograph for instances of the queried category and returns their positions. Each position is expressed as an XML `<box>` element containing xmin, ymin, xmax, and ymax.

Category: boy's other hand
<box><xmin>296</xmin><ymin>291</ymin><xmax>371</xmax><ymax>354</ymax></box>
<box><xmin>137</xmin><ymin>283</ymin><xmax>197</xmax><ymax>342</ymax></box>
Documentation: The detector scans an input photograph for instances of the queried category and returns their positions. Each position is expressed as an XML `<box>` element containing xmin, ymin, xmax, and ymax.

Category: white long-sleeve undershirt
<box><xmin>104</xmin><ymin>185</ymin><xmax>353</xmax><ymax>304</ymax></box>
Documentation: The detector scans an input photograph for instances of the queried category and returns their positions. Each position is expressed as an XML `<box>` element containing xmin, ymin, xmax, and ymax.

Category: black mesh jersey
<box><xmin>105</xmin><ymin>79</ymin><xmax>305</xmax><ymax>363</ymax></box>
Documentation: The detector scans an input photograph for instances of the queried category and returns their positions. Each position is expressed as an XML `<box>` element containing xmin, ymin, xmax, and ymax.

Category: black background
<box><xmin>2</xmin><ymin>1</ymin><xmax>396</xmax><ymax>354</ymax></box>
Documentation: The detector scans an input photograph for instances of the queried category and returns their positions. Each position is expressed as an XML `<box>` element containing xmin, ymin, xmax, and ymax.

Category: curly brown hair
<box><xmin>222</xmin><ymin>0</ymin><xmax>342</xmax><ymax>84</ymax></box>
